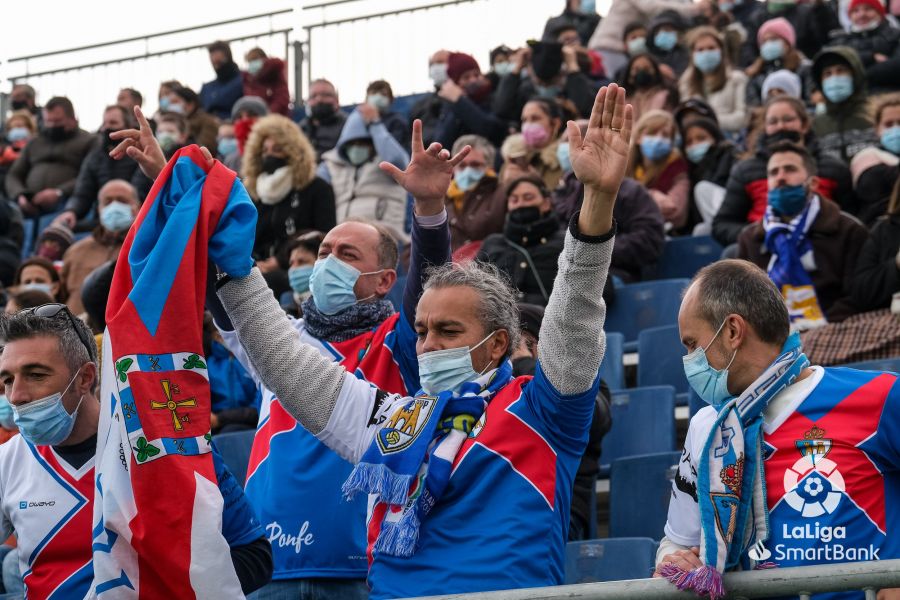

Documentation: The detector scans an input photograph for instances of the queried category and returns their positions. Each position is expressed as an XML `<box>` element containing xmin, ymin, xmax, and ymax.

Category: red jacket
<box><xmin>242</xmin><ymin>58</ymin><xmax>291</xmax><ymax>116</ymax></box>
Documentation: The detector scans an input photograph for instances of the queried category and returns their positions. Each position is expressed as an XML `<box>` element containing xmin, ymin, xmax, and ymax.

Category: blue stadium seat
<box><xmin>651</xmin><ymin>236</ymin><xmax>723</xmax><ymax>280</ymax></box>
<box><xmin>390</xmin><ymin>92</ymin><xmax>431</xmax><ymax>120</ymax></box>
<box><xmin>213</xmin><ymin>429</ymin><xmax>255</xmax><ymax>489</ymax></box>
<box><xmin>843</xmin><ymin>357</ymin><xmax>900</xmax><ymax>374</ymax></box>
<box><xmin>605</xmin><ymin>279</ymin><xmax>690</xmax><ymax>352</ymax></box>
<box><xmin>600</xmin><ymin>331</ymin><xmax>625</xmax><ymax>390</ymax></box>
<box><xmin>565</xmin><ymin>537</ymin><xmax>659</xmax><ymax>583</ymax></box>
<box><xmin>600</xmin><ymin>386</ymin><xmax>676</xmax><ymax>477</ymax></box>
<box><xmin>637</xmin><ymin>325</ymin><xmax>688</xmax><ymax>396</ymax></box>
<box><xmin>609</xmin><ymin>451</ymin><xmax>681</xmax><ymax>539</ymax></box>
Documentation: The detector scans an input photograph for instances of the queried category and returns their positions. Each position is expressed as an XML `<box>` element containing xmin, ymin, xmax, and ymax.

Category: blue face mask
<box><xmin>686</xmin><ymin>141</ymin><xmax>712</xmax><ymax>164</ymax></box>
<box><xmin>682</xmin><ymin>318</ymin><xmax>738</xmax><ymax>408</ymax></box>
<box><xmin>768</xmin><ymin>184</ymin><xmax>808</xmax><ymax>216</ymax></box>
<box><xmin>654</xmin><ymin>30</ymin><xmax>679</xmax><ymax>52</ymax></box>
<box><xmin>581</xmin><ymin>0</ymin><xmax>596</xmax><ymax>13</ymax></box>
<box><xmin>158</xmin><ymin>97</ymin><xmax>171</xmax><ymax>112</ymax></box>
<box><xmin>494</xmin><ymin>62</ymin><xmax>515</xmax><ymax>77</ymax></box>
<box><xmin>556</xmin><ymin>142</ymin><xmax>572</xmax><ymax>173</ymax></box>
<box><xmin>693</xmin><ymin>49</ymin><xmax>722</xmax><ymax>73</ymax></box>
<box><xmin>345</xmin><ymin>145</ymin><xmax>372</xmax><ymax>166</ymax></box>
<box><xmin>12</xmin><ymin>369</ymin><xmax>83</xmax><ymax>446</ymax></box>
<box><xmin>881</xmin><ymin>126</ymin><xmax>900</xmax><ymax>155</ymax></box>
<box><xmin>288</xmin><ymin>265</ymin><xmax>314</xmax><ymax>295</ymax></box>
<box><xmin>535</xmin><ymin>84</ymin><xmax>561</xmax><ymax>99</ymax></box>
<box><xmin>640</xmin><ymin>135</ymin><xmax>672</xmax><ymax>161</ymax></box>
<box><xmin>309</xmin><ymin>255</ymin><xmax>383</xmax><ymax>315</ymax></box>
<box><xmin>627</xmin><ymin>37</ymin><xmax>648</xmax><ymax>56</ymax></box>
<box><xmin>760</xmin><ymin>40</ymin><xmax>785</xmax><ymax>62</ymax></box>
<box><xmin>822</xmin><ymin>75</ymin><xmax>854</xmax><ymax>104</ymax></box>
<box><xmin>417</xmin><ymin>331</ymin><xmax>495</xmax><ymax>395</ymax></box>
<box><xmin>719</xmin><ymin>1</ymin><xmax>734</xmax><ymax>11</ymax></box>
<box><xmin>7</xmin><ymin>127</ymin><xmax>30</xmax><ymax>143</ymax></box>
<box><xmin>454</xmin><ymin>167</ymin><xmax>485</xmax><ymax>192</ymax></box>
<box><xmin>367</xmin><ymin>93</ymin><xmax>391</xmax><ymax>111</ymax></box>
<box><xmin>217</xmin><ymin>137</ymin><xmax>238</xmax><ymax>157</ymax></box>
<box><xmin>0</xmin><ymin>396</ymin><xmax>14</xmax><ymax>430</ymax></box>
<box><xmin>100</xmin><ymin>201</ymin><xmax>134</xmax><ymax>233</ymax></box>
<box><xmin>23</xmin><ymin>282</ymin><xmax>53</xmax><ymax>295</ymax></box>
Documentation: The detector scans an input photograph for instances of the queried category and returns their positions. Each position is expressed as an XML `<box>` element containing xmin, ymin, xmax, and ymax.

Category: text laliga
<box><xmin>783</xmin><ymin>522</ymin><xmax>846</xmax><ymax>543</ymax></box>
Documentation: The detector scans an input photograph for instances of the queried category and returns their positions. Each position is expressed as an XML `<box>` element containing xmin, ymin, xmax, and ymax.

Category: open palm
<box><xmin>568</xmin><ymin>84</ymin><xmax>633</xmax><ymax>194</ymax></box>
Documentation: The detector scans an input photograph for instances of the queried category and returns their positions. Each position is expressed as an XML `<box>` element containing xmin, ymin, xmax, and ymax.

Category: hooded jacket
<box><xmin>833</xmin><ymin>20</ymin><xmax>900</xmax><ymax>94</ymax></box>
<box><xmin>242</xmin><ymin>58</ymin><xmax>291</xmax><ymax>116</ymax></box>
<box><xmin>318</xmin><ymin>109</ymin><xmax>411</xmax><ymax>242</ymax></box>
<box><xmin>647</xmin><ymin>11</ymin><xmax>690</xmax><ymax>77</ymax></box>
<box><xmin>811</xmin><ymin>46</ymin><xmax>878</xmax><ymax>163</ymax></box>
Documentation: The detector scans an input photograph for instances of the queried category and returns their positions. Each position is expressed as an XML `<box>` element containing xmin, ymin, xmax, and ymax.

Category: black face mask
<box><xmin>508</xmin><ymin>206</ymin><xmax>543</xmax><ymax>225</ymax></box>
<box><xmin>42</xmin><ymin>125</ymin><xmax>70</xmax><ymax>142</ymax></box>
<box><xmin>10</xmin><ymin>100</ymin><xmax>28</xmax><ymax>111</ymax></box>
<box><xmin>310</xmin><ymin>103</ymin><xmax>336</xmax><ymax>121</ymax></box>
<box><xmin>261</xmin><ymin>155</ymin><xmax>288</xmax><ymax>174</ymax></box>
<box><xmin>767</xmin><ymin>129</ymin><xmax>802</xmax><ymax>145</ymax></box>
<box><xmin>633</xmin><ymin>70</ymin><xmax>658</xmax><ymax>88</ymax></box>
<box><xmin>101</xmin><ymin>129</ymin><xmax>119</xmax><ymax>151</ymax></box>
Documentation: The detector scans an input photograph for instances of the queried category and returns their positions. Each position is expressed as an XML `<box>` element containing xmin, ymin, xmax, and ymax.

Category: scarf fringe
<box><xmin>659</xmin><ymin>563</ymin><xmax>725</xmax><ymax>599</ymax></box>
<box><xmin>373</xmin><ymin>508</ymin><xmax>421</xmax><ymax>557</ymax></box>
<box><xmin>342</xmin><ymin>462</ymin><xmax>411</xmax><ymax>505</ymax></box>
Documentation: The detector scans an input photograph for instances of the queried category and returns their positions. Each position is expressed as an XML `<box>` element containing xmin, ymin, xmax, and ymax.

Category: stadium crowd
<box><xmin>0</xmin><ymin>0</ymin><xmax>899</xmax><ymax>598</ymax></box>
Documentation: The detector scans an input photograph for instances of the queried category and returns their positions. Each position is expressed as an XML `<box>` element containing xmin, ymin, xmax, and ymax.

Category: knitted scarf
<box><xmin>763</xmin><ymin>195</ymin><xmax>827</xmax><ymax>331</ymax></box>
<box><xmin>661</xmin><ymin>333</ymin><xmax>810</xmax><ymax>599</ymax></box>
<box><xmin>342</xmin><ymin>361</ymin><xmax>514</xmax><ymax>557</ymax></box>
<box><xmin>301</xmin><ymin>295</ymin><xmax>395</xmax><ymax>342</ymax></box>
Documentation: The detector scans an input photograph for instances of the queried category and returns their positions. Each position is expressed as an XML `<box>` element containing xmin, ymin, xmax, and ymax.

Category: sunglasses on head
<box><xmin>21</xmin><ymin>303</ymin><xmax>95</xmax><ymax>361</ymax></box>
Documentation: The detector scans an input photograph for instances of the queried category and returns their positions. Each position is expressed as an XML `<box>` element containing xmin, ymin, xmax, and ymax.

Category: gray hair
<box><xmin>452</xmin><ymin>134</ymin><xmax>496</xmax><ymax>167</ymax></box>
<box><xmin>423</xmin><ymin>261</ymin><xmax>521</xmax><ymax>357</ymax></box>
<box><xmin>691</xmin><ymin>260</ymin><xmax>790</xmax><ymax>346</ymax></box>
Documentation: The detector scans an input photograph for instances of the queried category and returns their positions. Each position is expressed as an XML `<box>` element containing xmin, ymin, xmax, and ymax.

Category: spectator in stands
<box><xmin>8</xmin><ymin>84</ymin><xmax>42</xmax><ymax>129</ymax></box>
<box><xmin>132</xmin><ymin>112</ymin><xmax>190</xmax><ymax>200</ymax></box>
<box><xmin>5</xmin><ymin>97</ymin><xmax>96</xmax><ymax>220</ymax></box>
<box><xmin>409</xmin><ymin>49</ymin><xmax>451</xmax><ymax>146</ymax></box>
<box><xmin>4</xmin><ymin>288</ymin><xmax>53</xmax><ymax>315</ymax></box>
<box><xmin>80</xmin><ymin>259</ymin><xmax>115</xmax><ymax>333</ymax></box>
<box><xmin>0</xmin><ymin>111</ymin><xmax>36</xmax><ymax>193</ymax></box>
<box><xmin>509</xmin><ymin>98</ymin><xmax>565</xmax><ymax>190</ymax></box>
<box><xmin>116</xmin><ymin>88</ymin><xmax>142</xmax><ymax>112</ymax></box>
<box><xmin>60</xmin><ymin>180</ymin><xmax>137</xmax><ymax>316</ymax></box>
<box><xmin>833</xmin><ymin>0</ymin><xmax>900</xmax><ymax>94</ymax></box>
<box><xmin>851</xmin><ymin>178</ymin><xmax>900</xmax><ymax>311</ymax></box>
<box><xmin>0</xmin><ymin>200</ymin><xmax>23</xmax><ymax>287</ymax></box>
<box><xmin>478</xmin><ymin>176</ymin><xmax>566</xmax><ymax>306</ymax></box>
<box><xmin>622</xmin><ymin>53</ymin><xmax>679</xmax><ymax>123</ymax></box>
<box><xmin>486</xmin><ymin>45</ymin><xmax>514</xmax><ymax>93</ymax></box>
<box><xmin>53</xmin><ymin>105</ymin><xmax>138</xmax><ymax>231</ymax></box>
<box><xmin>200</xmin><ymin>40</ymin><xmax>244</xmax><ymax>121</ymax></box>
<box><xmin>243</xmin><ymin>115</ymin><xmax>336</xmax><ymax>280</ymax></box>
<box><xmin>554</xmin><ymin>23</ymin><xmax>609</xmax><ymax>83</ymax></box>
<box><xmin>624</xmin><ymin>22</ymin><xmax>649</xmax><ymax>59</ymax></box>
<box><xmin>228</xmin><ymin>95</ymin><xmax>269</xmax><ymax>172</ymax></box>
<box><xmin>759</xmin><ymin>68</ymin><xmax>802</xmax><ymax>103</ymax></box>
<box><xmin>678</xmin><ymin>27</ymin><xmax>748</xmax><ymax>135</ymax></box>
<box><xmin>542</xmin><ymin>0</ymin><xmax>601</xmax><ymax>46</ymax></box>
<box><xmin>166</xmin><ymin>86</ymin><xmax>219</xmax><ymax>151</ymax></box>
<box><xmin>656</xmin><ymin>258</ymin><xmax>900</xmax><ymax>596</ymax></box>
<box><xmin>365</xmin><ymin>79</ymin><xmax>410</xmax><ymax>148</ymax></box>
<box><xmin>32</xmin><ymin>224</ymin><xmax>73</xmax><ymax>263</ymax></box>
<box><xmin>627</xmin><ymin>109</ymin><xmax>690</xmax><ymax>233</ymax></box>
<box><xmin>434</xmin><ymin>53</ymin><xmax>508</xmax><ymax>149</ymax></box>
<box><xmin>744</xmin><ymin>17</ymin><xmax>814</xmax><ymax>106</ymax></box>
<box><xmin>750</xmin><ymin>0</ymin><xmax>839</xmax><ymax>61</ymax></box>
<box><xmin>155</xmin><ymin>80</ymin><xmax>181</xmax><ymax>115</ymax></box>
<box><xmin>647</xmin><ymin>10</ymin><xmax>691</xmax><ymax>80</ymax></box>
<box><xmin>712</xmin><ymin>96</ymin><xmax>853</xmax><ymax>247</ymax></box>
<box><xmin>318</xmin><ymin>108</ymin><xmax>410</xmax><ymax>242</ymax></box>
<box><xmin>445</xmin><ymin>135</ymin><xmax>506</xmax><ymax>252</ymax></box>
<box><xmin>737</xmin><ymin>142</ymin><xmax>867</xmax><ymax>326</ymax></box>
<box><xmin>217</xmin><ymin>121</ymin><xmax>236</xmax><ymax>160</ymax></box>
<box><xmin>681</xmin><ymin>116</ymin><xmax>738</xmax><ymax>234</ymax></box>
<box><xmin>299</xmin><ymin>78</ymin><xmax>347</xmax><ymax>161</ymax></box>
<box><xmin>12</xmin><ymin>256</ymin><xmax>63</xmax><ymax>302</ymax></box>
<box><xmin>204</xmin><ymin>314</ymin><xmax>261</xmax><ymax>434</ymax></box>
<box><xmin>242</xmin><ymin>47</ymin><xmax>291</xmax><ymax>116</ymax></box>
<box><xmin>811</xmin><ymin>46</ymin><xmax>877</xmax><ymax>163</ymax></box>
<box><xmin>851</xmin><ymin>94</ymin><xmax>900</xmax><ymax>225</ymax></box>
<box><xmin>280</xmin><ymin>230</ymin><xmax>324</xmax><ymax>316</ymax></box>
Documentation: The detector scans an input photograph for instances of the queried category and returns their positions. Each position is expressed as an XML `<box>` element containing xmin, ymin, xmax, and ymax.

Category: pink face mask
<box><xmin>521</xmin><ymin>122</ymin><xmax>550</xmax><ymax>148</ymax></box>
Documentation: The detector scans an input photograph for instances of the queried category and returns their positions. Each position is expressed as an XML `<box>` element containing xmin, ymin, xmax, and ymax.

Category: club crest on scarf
<box><xmin>377</xmin><ymin>396</ymin><xmax>438</xmax><ymax>454</ymax></box>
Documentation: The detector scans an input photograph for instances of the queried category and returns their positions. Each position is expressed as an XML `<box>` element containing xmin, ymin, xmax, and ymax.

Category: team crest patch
<box><xmin>377</xmin><ymin>396</ymin><xmax>438</xmax><ymax>454</ymax></box>
<box><xmin>711</xmin><ymin>492</ymin><xmax>739</xmax><ymax>541</ymax></box>
<box><xmin>720</xmin><ymin>453</ymin><xmax>744</xmax><ymax>497</ymax></box>
<box><xmin>795</xmin><ymin>424</ymin><xmax>832</xmax><ymax>464</ymax></box>
<box><xmin>469</xmin><ymin>412</ymin><xmax>487</xmax><ymax>439</ymax></box>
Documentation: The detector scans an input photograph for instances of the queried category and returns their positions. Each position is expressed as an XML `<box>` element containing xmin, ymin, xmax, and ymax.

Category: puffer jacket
<box><xmin>832</xmin><ymin>20</ymin><xmax>900</xmax><ymax>94</ymax></box>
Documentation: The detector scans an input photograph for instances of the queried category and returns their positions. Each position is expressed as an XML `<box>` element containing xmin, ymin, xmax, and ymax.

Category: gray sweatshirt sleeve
<box><xmin>537</xmin><ymin>214</ymin><xmax>615</xmax><ymax>396</ymax></box>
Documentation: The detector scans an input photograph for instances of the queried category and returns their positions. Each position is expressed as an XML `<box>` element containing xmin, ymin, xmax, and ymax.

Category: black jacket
<box><xmin>252</xmin><ymin>177</ymin><xmax>337</xmax><ymax>260</ymax></box>
<box><xmin>434</xmin><ymin>95</ymin><xmax>509</xmax><ymax>149</ymax></box>
<box><xmin>850</xmin><ymin>214</ymin><xmax>900</xmax><ymax>312</ymax></box>
<box><xmin>65</xmin><ymin>145</ymin><xmax>140</xmax><ymax>221</ymax></box>
<box><xmin>833</xmin><ymin>21</ymin><xmax>900</xmax><ymax>94</ymax></box>
<box><xmin>492</xmin><ymin>72</ymin><xmax>595</xmax><ymax>122</ymax></box>
<box><xmin>409</xmin><ymin>92</ymin><xmax>448</xmax><ymax>147</ymax></box>
<box><xmin>299</xmin><ymin>111</ymin><xmax>348</xmax><ymax>162</ymax></box>
<box><xmin>750</xmin><ymin>2</ymin><xmax>839</xmax><ymax>62</ymax></box>
<box><xmin>542</xmin><ymin>9</ymin><xmax>601</xmax><ymax>46</ymax></box>
<box><xmin>855</xmin><ymin>159</ymin><xmax>899</xmax><ymax>227</ymax></box>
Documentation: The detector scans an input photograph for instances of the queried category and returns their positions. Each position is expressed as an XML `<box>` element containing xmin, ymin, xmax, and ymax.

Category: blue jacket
<box><xmin>200</xmin><ymin>65</ymin><xmax>245</xmax><ymax>121</ymax></box>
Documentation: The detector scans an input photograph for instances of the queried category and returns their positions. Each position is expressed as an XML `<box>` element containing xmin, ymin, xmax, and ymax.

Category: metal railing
<box><xmin>399</xmin><ymin>559</ymin><xmax>900</xmax><ymax>600</ymax></box>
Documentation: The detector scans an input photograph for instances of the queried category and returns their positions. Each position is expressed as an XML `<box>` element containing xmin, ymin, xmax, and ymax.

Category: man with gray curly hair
<box><xmin>215</xmin><ymin>83</ymin><xmax>634</xmax><ymax>598</ymax></box>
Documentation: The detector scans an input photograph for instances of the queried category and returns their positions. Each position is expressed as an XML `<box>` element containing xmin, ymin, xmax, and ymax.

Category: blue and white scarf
<box><xmin>763</xmin><ymin>196</ymin><xmax>827</xmax><ymax>331</ymax></box>
<box><xmin>661</xmin><ymin>333</ymin><xmax>809</xmax><ymax>599</ymax></box>
<box><xmin>342</xmin><ymin>361</ymin><xmax>514</xmax><ymax>557</ymax></box>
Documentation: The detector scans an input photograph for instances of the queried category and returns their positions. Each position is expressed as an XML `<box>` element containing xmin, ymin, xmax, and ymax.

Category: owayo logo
<box><xmin>783</xmin><ymin>455</ymin><xmax>844</xmax><ymax>518</ymax></box>
<box><xmin>19</xmin><ymin>500</ymin><xmax>56</xmax><ymax>509</ymax></box>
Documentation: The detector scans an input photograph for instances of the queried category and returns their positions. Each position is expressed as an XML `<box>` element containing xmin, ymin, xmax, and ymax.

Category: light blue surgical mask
<box><xmin>682</xmin><ymin>319</ymin><xmax>737</xmax><ymax>408</ymax></box>
<box><xmin>247</xmin><ymin>58</ymin><xmax>264</xmax><ymax>75</ymax></box>
<box><xmin>686</xmin><ymin>141</ymin><xmax>712</xmax><ymax>164</ymax></box>
<box><xmin>557</xmin><ymin>142</ymin><xmax>572</xmax><ymax>173</ymax></box>
<box><xmin>367</xmin><ymin>93</ymin><xmax>391</xmax><ymax>111</ymax></box>
<box><xmin>288</xmin><ymin>265</ymin><xmax>314</xmax><ymax>295</ymax></box>
<box><xmin>158</xmin><ymin>97</ymin><xmax>171</xmax><ymax>112</ymax></box>
<box><xmin>654</xmin><ymin>30</ymin><xmax>679</xmax><ymax>52</ymax></box>
<box><xmin>417</xmin><ymin>331</ymin><xmax>496</xmax><ymax>395</ymax></box>
<box><xmin>494</xmin><ymin>62</ymin><xmax>515</xmax><ymax>77</ymax></box>
<box><xmin>217</xmin><ymin>137</ymin><xmax>238</xmax><ymax>157</ymax></box>
<box><xmin>880</xmin><ymin>126</ymin><xmax>900</xmax><ymax>155</ymax></box>
<box><xmin>156</xmin><ymin>131</ymin><xmax>179</xmax><ymax>152</ymax></box>
<box><xmin>100</xmin><ymin>201</ymin><xmax>135</xmax><ymax>232</ymax></box>
<box><xmin>581</xmin><ymin>0</ymin><xmax>596</xmax><ymax>13</ymax></box>
<box><xmin>535</xmin><ymin>84</ymin><xmax>561</xmax><ymax>99</ymax></box>
<box><xmin>640</xmin><ymin>135</ymin><xmax>672</xmax><ymax>161</ymax></box>
<box><xmin>719</xmin><ymin>1</ymin><xmax>734</xmax><ymax>11</ymax></box>
<box><xmin>6</xmin><ymin>127</ymin><xmax>29</xmax><ymax>143</ymax></box>
<box><xmin>454</xmin><ymin>167</ymin><xmax>485</xmax><ymax>192</ymax></box>
<box><xmin>822</xmin><ymin>75</ymin><xmax>854</xmax><ymax>104</ymax></box>
<box><xmin>693</xmin><ymin>49</ymin><xmax>722</xmax><ymax>73</ymax></box>
<box><xmin>760</xmin><ymin>40</ymin><xmax>785</xmax><ymax>62</ymax></box>
<box><xmin>23</xmin><ymin>282</ymin><xmax>53</xmax><ymax>295</ymax></box>
<box><xmin>346</xmin><ymin>145</ymin><xmax>373</xmax><ymax>166</ymax></box>
<box><xmin>626</xmin><ymin>37</ymin><xmax>648</xmax><ymax>56</ymax></box>
<box><xmin>167</xmin><ymin>102</ymin><xmax>186</xmax><ymax>115</ymax></box>
<box><xmin>13</xmin><ymin>369</ymin><xmax>83</xmax><ymax>446</ymax></box>
<box><xmin>309</xmin><ymin>255</ymin><xmax>383</xmax><ymax>315</ymax></box>
<box><xmin>0</xmin><ymin>396</ymin><xmax>15</xmax><ymax>430</ymax></box>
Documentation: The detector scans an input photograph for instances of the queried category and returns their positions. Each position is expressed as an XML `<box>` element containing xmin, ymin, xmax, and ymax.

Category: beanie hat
<box><xmin>35</xmin><ymin>224</ymin><xmax>74</xmax><ymax>262</ymax></box>
<box><xmin>761</xmin><ymin>69</ymin><xmax>802</xmax><ymax>101</ymax></box>
<box><xmin>447</xmin><ymin>53</ymin><xmax>480</xmax><ymax>84</ymax></box>
<box><xmin>757</xmin><ymin>17</ymin><xmax>796</xmax><ymax>48</ymax></box>
<box><xmin>849</xmin><ymin>0</ymin><xmax>886</xmax><ymax>17</ymax></box>
<box><xmin>231</xmin><ymin>95</ymin><xmax>269</xmax><ymax>120</ymax></box>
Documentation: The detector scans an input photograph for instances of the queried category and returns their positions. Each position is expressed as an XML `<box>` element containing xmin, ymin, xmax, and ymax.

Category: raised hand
<box><xmin>379</xmin><ymin>119</ymin><xmax>471</xmax><ymax>215</ymax></box>
<box><xmin>109</xmin><ymin>106</ymin><xmax>167</xmax><ymax>180</ymax></box>
<box><xmin>567</xmin><ymin>83</ymin><xmax>633</xmax><ymax>195</ymax></box>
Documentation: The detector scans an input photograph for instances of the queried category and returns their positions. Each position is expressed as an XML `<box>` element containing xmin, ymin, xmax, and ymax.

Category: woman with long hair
<box><xmin>851</xmin><ymin>177</ymin><xmax>900</xmax><ymax>312</ymax></box>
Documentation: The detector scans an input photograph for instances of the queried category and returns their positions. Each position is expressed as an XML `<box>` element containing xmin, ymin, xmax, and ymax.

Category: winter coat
<box><xmin>61</xmin><ymin>227</ymin><xmax>124</xmax><ymax>315</ymax></box>
<box><xmin>242</xmin><ymin>58</ymin><xmax>291</xmax><ymax>116</ymax></box>
<box><xmin>634</xmin><ymin>153</ymin><xmax>691</xmax><ymax>230</ymax></box>
<box><xmin>64</xmin><ymin>145</ymin><xmax>139</xmax><ymax>219</ymax></box>
<box><xmin>543</xmin><ymin>8</ymin><xmax>601</xmax><ymax>45</ymax></box>
<box><xmin>492</xmin><ymin>72</ymin><xmax>595</xmax><ymax>122</ymax></box>
<box><xmin>445</xmin><ymin>173</ymin><xmax>508</xmax><ymax>252</ymax></box>
<box><xmin>745</xmin><ymin>57</ymin><xmax>815</xmax><ymax>106</ymax></box>
<box><xmin>749</xmin><ymin>2</ymin><xmax>839</xmax><ymax>63</ymax></box>
<box><xmin>434</xmin><ymin>94</ymin><xmax>508</xmax><ymax>149</ymax></box>
<box><xmin>833</xmin><ymin>21</ymin><xmax>900</xmax><ymax>94</ymax></box>
<box><xmin>737</xmin><ymin>196</ymin><xmax>868</xmax><ymax>322</ymax></box>
<box><xmin>850</xmin><ymin>214</ymin><xmax>900</xmax><ymax>312</ymax></box>
<box><xmin>678</xmin><ymin>70</ymin><xmax>749</xmax><ymax>133</ymax></box>
<box><xmin>200</xmin><ymin>62</ymin><xmax>244</xmax><ymax>121</ymax></box>
<box><xmin>5</xmin><ymin>129</ymin><xmax>97</xmax><ymax>204</ymax></box>
<box><xmin>408</xmin><ymin>92</ymin><xmax>448</xmax><ymax>147</ymax></box>
<box><xmin>299</xmin><ymin>110</ymin><xmax>348</xmax><ymax>161</ymax></box>
<box><xmin>252</xmin><ymin>177</ymin><xmax>336</xmax><ymax>261</ymax></box>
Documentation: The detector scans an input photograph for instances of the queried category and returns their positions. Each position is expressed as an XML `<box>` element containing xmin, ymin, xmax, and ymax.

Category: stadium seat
<box><xmin>609</xmin><ymin>451</ymin><xmax>681</xmax><ymax>540</ymax></box>
<box><xmin>390</xmin><ymin>92</ymin><xmax>431</xmax><ymax>120</ymax></box>
<box><xmin>599</xmin><ymin>386</ymin><xmax>676</xmax><ymax>477</ymax></box>
<box><xmin>565</xmin><ymin>537</ymin><xmax>659</xmax><ymax>583</ymax></box>
<box><xmin>843</xmin><ymin>357</ymin><xmax>900</xmax><ymax>374</ymax></box>
<box><xmin>213</xmin><ymin>429</ymin><xmax>255</xmax><ymax>489</ymax></box>
<box><xmin>637</xmin><ymin>325</ymin><xmax>688</xmax><ymax>395</ymax></box>
<box><xmin>650</xmin><ymin>236</ymin><xmax>723</xmax><ymax>280</ymax></box>
<box><xmin>604</xmin><ymin>279</ymin><xmax>690</xmax><ymax>352</ymax></box>
<box><xmin>599</xmin><ymin>331</ymin><xmax>625</xmax><ymax>390</ymax></box>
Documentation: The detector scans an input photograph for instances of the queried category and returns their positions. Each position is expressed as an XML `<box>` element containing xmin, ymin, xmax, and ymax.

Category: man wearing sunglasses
<box><xmin>0</xmin><ymin>304</ymin><xmax>273</xmax><ymax>598</ymax></box>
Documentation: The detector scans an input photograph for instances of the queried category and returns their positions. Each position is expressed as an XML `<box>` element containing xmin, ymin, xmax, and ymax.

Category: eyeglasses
<box><xmin>20</xmin><ymin>303</ymin><xmax>95</xmax><ymax>361</ymax></box>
